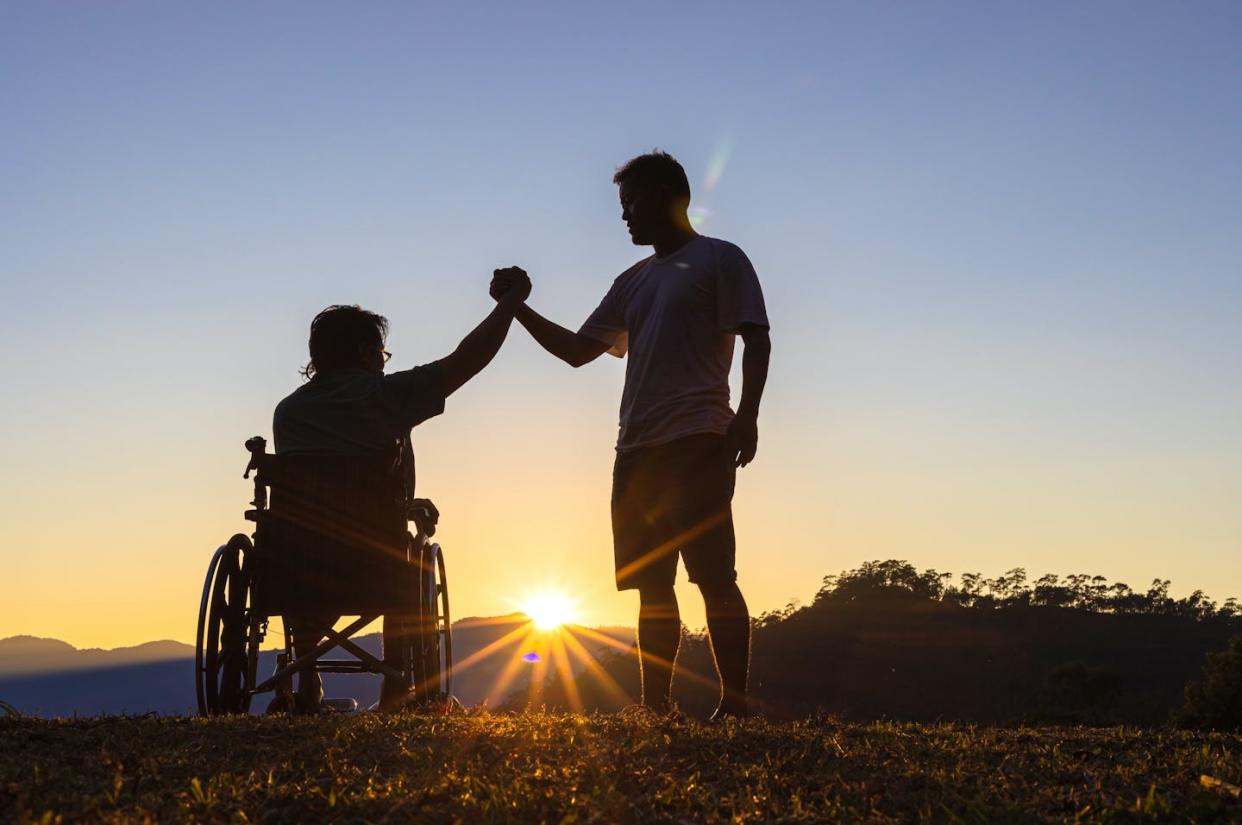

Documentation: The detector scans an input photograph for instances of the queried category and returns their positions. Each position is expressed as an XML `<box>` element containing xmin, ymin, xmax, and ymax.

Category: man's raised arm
<box><xmin>490</xmin><ymin>269</ymin><xmax>611</xmax><ymax>368</ymax></box>
<box><xmin>438</xmin><ymin>268</ymin><xmax>532</xmax><ymax>396</ymax></box>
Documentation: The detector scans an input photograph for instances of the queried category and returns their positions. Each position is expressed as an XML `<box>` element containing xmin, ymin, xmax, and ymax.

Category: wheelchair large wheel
<box><xmin>414</xmin><ymin>542</ymin><xmax>452</xmax><ymax>702</ymax></box>
<box><xmin>196</xmin><ymin>534</ymin><xmax>253</xmax><ymax>715</ymax></box>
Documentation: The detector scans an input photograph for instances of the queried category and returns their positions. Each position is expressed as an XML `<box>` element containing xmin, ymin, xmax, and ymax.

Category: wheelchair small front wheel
<box><xmin>196</xmin><ymin>534</ymin><xmax>253</xmax><ymax>716</ymax></box>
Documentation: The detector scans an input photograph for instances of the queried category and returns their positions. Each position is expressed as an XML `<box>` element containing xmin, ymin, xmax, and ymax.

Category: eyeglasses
<box><xmin>381</xmin><ymin>349</ymin><xmax>393</xmax><ymax>364</ymax></box>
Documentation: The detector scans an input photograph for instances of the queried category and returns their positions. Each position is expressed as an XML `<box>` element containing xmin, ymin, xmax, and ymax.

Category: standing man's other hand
<box><xmin>726</xmin><ymin>413</ymin><xmax>758</xmax><ymax>468</ymax></box>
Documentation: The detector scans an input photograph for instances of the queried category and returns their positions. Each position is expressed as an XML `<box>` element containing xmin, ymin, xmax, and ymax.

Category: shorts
<box><xmin>611</xmin><ymin>432</ymin><xmax>737</xmax><ymax>591</ymax></box>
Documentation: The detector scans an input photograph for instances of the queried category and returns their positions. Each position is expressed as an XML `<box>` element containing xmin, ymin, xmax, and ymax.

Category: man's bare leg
<box><xmin>291</xmin><ymin>614</ymin><xmax>336</xmax><ymax>713</ymax></box>
<box><xmin>637</xmin><ymin>585</ymin><xmax>680</xmax><ymax>712</ymax></box>
<box><xmin>378</xmin><ymin>614</ymin><xmax>414</xmax><ymax>711</ymax></box>
<box><xmin>700</xmin><ymin>580</ymin><xmax>751</xmax><ymax>718</ymax></box>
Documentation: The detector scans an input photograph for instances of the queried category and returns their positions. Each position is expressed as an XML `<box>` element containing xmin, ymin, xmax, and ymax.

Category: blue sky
<box><xmin>2</xmin><ymin>2</ymin><xmax>1240</xmax><ymax>646</ymax></box>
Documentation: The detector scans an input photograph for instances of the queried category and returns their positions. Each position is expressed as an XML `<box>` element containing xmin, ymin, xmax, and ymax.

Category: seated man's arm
<box><xmin>438</xmin><ymin>269</ymin><xmax>531</xmax><ymax>396</ymax></box>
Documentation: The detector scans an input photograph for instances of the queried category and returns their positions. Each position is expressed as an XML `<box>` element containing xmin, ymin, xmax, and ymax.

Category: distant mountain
<box><xmin>0</xmin><ymin>619</ymin><xmax>633</xmax><ymax>718</ymax></box>
<box><xmin>0</xmin><ymin>636</ymin><xmax>194</xmax><ymax>678</ymax></box>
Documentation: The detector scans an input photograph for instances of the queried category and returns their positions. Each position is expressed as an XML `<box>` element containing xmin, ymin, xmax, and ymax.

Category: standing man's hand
<box><xmin>726</xmin><ymin>413</ymin><xmax>758</xmax><ymax>468</ymax></box>
<box><xmin>491</xmin><ymin>266</ymin><xmax>530</xmax><ymax>303</ymax></box>
<box><xmin>728</xmin><ymin>324</ymin><xmax>770</xmax><ymax>469</ymax></box>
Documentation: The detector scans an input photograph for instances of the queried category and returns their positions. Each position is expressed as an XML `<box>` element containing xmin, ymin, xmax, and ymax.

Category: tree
<box><xmin>985</xmin><ymin>568</ymin><xmax>1028</xmax><ymax>607</ymax></box>
<box><xmin>1146</xmin><ymin>579</ymin><xmax>1173</xmax><ymax>614</ymax></box>
<box><xmin>1178</xmin><ymin>635</ymin><xmax>1242</xmax><ymax>731</ymax></box>
<box><xmin>1032</xmin><ymin>574</ymin><xmax>1075</xmax><ymax>609</ymax></box>
<box><xmin>817</xmin><ymin>560</ymin><xmax>950</xmax><ymax>603</ymax></box>
<box><xmin>945</xmin><ymin>573</ymin><xmax>987</xmax><ymax>608</ymax></box>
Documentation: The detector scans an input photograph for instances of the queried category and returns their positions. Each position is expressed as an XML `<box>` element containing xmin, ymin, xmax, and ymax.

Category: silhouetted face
<box><xmin>619</xmin><ymin>178</ymin><xmax>672</xmax><ymax>246</ymax></box>
<box><xmin>360</xmin><ymin>343</ymin><xmax>389</xmax><ymax>374</ymax></box>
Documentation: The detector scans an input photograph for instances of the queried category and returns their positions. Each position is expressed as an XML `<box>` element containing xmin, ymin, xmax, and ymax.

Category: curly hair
<box><xmin>300</xmin><ymin>304</ymin><xmax>389</xmax><ymax>379</ymax></box>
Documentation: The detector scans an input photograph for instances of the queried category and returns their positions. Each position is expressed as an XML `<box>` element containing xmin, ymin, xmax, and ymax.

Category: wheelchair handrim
<box><xmin>195</xmin><ymin>545</ymin><xmax>228</xmax><ymax>716</ymax></box>
<box><xmin>197</xmin><ymin>535</ymin><xmax>253</xmax><ymax>716</ymax></box>
<box><xmin>436</xmin><ymin>546</ymin><xmax>452</xmax><ymax>696</ymax></box>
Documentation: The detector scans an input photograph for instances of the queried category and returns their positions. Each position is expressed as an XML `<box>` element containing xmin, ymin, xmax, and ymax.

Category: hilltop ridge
<box><xmin>0</xmin><ymin>636</ymin><xmax>194</xmax><ymax>678</ymax></box>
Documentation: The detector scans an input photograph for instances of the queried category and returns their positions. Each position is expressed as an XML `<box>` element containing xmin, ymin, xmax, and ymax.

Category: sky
<box><xmin>2</xmin><ymin>2</ymin><xmax>1240</xmax><ymax>649</ymax></box>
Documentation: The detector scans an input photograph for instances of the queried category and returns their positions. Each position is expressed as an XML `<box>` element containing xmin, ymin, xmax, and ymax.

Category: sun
<box><xmin>521</xmin><ymin>591</ymin><xmax>577</xmax><ymax>631</ymax></box>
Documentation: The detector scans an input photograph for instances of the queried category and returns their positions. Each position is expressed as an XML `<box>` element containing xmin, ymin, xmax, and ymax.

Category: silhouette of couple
<box><xmin>274</xmin><ymin>152</ymin><xmax>770</xmax><ymax>718</ymax></box>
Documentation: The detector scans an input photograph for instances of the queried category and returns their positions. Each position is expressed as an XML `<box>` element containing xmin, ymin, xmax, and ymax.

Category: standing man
<box><xmin>492</xmin><ymin>151</ymin><xmax>770</xmax><ymax>719</ymax></box>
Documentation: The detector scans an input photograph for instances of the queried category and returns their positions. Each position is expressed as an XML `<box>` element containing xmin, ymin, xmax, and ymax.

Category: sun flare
<box><xmin>521</xmin><ymin>591</ymin><xmax>577</xmax><ymax>631</ymax></box>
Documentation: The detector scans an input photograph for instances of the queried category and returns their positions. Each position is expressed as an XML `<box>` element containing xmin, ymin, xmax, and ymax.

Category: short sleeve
<box><xmin>716</xmin><ymin>243</ymin><xmax>770</xmax><ymax>333</ymax></box>
<box><xmin>381</xmin><ymin>361</ymin><xmax>447</xmax><ymax>429</ymax></box>
<box><xmin>578</xmin><ymin>279</ymin><xmax>629</xmax><ymax>358</ymax></box>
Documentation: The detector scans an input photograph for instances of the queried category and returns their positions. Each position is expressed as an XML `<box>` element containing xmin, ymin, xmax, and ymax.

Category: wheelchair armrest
<box><xmin>407</xmin><ymin>498</ymin><xmax>439</xmax><ymax>538</ymax></box>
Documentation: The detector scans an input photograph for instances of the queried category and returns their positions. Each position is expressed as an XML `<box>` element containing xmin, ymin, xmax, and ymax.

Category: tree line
<box><xmin>762</xmin><ymin>559</ymin><xmax>1237</xmax><ymax>622</ymax></box>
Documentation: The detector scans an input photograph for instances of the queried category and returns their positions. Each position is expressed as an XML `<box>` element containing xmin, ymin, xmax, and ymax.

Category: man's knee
<box><xmin>638</xmin><ymin>585</ymin><xmax>678</xmax><ymax>619</ymax></box>
<box><xmin>698</xmin><ymin>578</ymin><xmax>742</xmax><ymax>604</ymax></box>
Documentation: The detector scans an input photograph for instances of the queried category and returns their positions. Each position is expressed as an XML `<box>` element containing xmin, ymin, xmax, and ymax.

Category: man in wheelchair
<box><xmin>268</xmin><ymin>270</ymin><xmax>531</xmax><ymax>713</ymax></box>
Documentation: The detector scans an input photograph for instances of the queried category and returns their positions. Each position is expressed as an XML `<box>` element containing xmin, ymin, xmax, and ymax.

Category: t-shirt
<box><xmin>579</xmin><ymin>235</ymin><xmax>769</xmax><ymax>451</ymax></box>
<box><xmin>272</xmin><ymin>363</ymin><xmax>447</xmax><ymax>460</ymax></box>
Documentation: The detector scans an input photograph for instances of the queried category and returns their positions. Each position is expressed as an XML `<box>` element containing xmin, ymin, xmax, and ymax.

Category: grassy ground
<box><xmin>4</xmin><ymin>712</ymin><xmax>1242</xmax><ymax>823</ymax></box>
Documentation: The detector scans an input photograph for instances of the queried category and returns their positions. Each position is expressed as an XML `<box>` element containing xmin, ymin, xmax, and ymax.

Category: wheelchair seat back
<box><xmin>249</xmin><ymin>453</ymin><xmax>416</xmax><ymax>615</ymax></box>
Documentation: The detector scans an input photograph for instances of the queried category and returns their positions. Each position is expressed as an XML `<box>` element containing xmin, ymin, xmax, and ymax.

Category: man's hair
<box><xmin>613</xmin><ymin>150</ymin><xmax>691</xmax><ymax>201</ymax></box>
<box><xmin>301</xmin><ymin>304</ymin><xmax>388</xmax><ymax>379</ymax></box>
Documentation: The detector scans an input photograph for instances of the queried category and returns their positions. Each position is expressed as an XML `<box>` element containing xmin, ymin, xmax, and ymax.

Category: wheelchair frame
<box><xmin>195</xmin><ymin>437</ymin><xmax>452</xmax><ymax>715</ymax></box>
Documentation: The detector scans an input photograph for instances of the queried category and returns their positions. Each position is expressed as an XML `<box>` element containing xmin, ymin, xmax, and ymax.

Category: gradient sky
<box><xmin>2</xmin><ymin>2</ymin><xmax>1240</xmax><ymax>649</ymax></box>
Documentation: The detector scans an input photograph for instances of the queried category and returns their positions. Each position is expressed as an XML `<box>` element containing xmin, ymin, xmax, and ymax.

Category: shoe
<box><xmin>618</xmin><ymin>703</ymin><xmax>657</xmax><ymax>718</ymax></box>
<box><xmin>708</xmin><ymin>704</ymin><xmax>751</xmax><ymax>723</ymax></box>
<box><xmin>377</xmin><ymin>689</ymin><xmax>423</xmax><ymax>714</ymax></box>
<box><xmin>426</xmin><ymin>695</ymin><xmax>466</xmax><ymax>715</ymax></box>
<box><xmin>618</xmin><ymin>702</ymin><xmax>681</xmax><ymax>720</ymax></box>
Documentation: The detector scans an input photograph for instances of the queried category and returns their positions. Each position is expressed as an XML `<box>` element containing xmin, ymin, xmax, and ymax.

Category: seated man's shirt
<box><xmin>273</xmin><ymin>363</ymin><xmax>446</xmax><ymax>459</ymax></box>
<box><xmin>578</xmin><ymin>235</ymin><xmax>769</xmax><ymax>452</ymax></box>
<box><xmin>269</xmin><ymin>364</ymin><xmax>444</xmax><ymax>620</ymax></box>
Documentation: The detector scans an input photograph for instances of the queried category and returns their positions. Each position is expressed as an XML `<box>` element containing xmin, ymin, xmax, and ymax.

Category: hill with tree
<box><xmin>521</xmin><ymin>560</ymin><xmax>1241</xmax><ymax>725</ymax></box>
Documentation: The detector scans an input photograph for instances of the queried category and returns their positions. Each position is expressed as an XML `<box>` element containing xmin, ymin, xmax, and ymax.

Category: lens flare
<box><xmin>522</xmin><ymin>651</ymin><xmax>542</xmax><ymax>663</ymax></box>
<box><xmin>691</xmin><ymin>140</ymin><xmax>732</xmax><ymax>230</ymax></box>
<box><xmin>703</xmin><ymin>141</ymin><xmax>732</xmax><ymax>193</ymax></box>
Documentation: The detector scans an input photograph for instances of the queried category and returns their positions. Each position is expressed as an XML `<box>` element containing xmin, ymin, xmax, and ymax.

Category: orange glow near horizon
<box><xmin>451</xmin><ymin>603</ymin><xmax>629</xmax><ymax>710</ymax></box>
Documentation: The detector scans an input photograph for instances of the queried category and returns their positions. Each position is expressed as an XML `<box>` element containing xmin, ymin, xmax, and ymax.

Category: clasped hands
<box><xmin>490</xmin><ymin>266</ymin><xmax>531</xmax><ymax>303</ymax></box>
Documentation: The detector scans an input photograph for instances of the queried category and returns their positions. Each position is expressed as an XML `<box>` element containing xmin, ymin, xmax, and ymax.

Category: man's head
<box><xmin>613</xmin><ymin>151</ymin><xmax>692</xmax><ymax>246</ymax></box>
<box><xmin>301</xmin><ymin>305</ymin><xmax>390</xmax><ymax>379</ymax></box>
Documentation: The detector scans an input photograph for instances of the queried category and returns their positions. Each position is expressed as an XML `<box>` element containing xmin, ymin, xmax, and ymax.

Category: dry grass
<box><xmin>4</xmin><ymin>711</ymin><xmax>1242</xmax><ymax>823</ymax></box>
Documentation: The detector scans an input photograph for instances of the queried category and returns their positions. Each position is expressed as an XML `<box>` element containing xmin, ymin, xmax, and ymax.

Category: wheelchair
<box><xmin>195</xmin><ymin>437</ymin><xmax>452</xmax><ymax>715</ymax></box>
